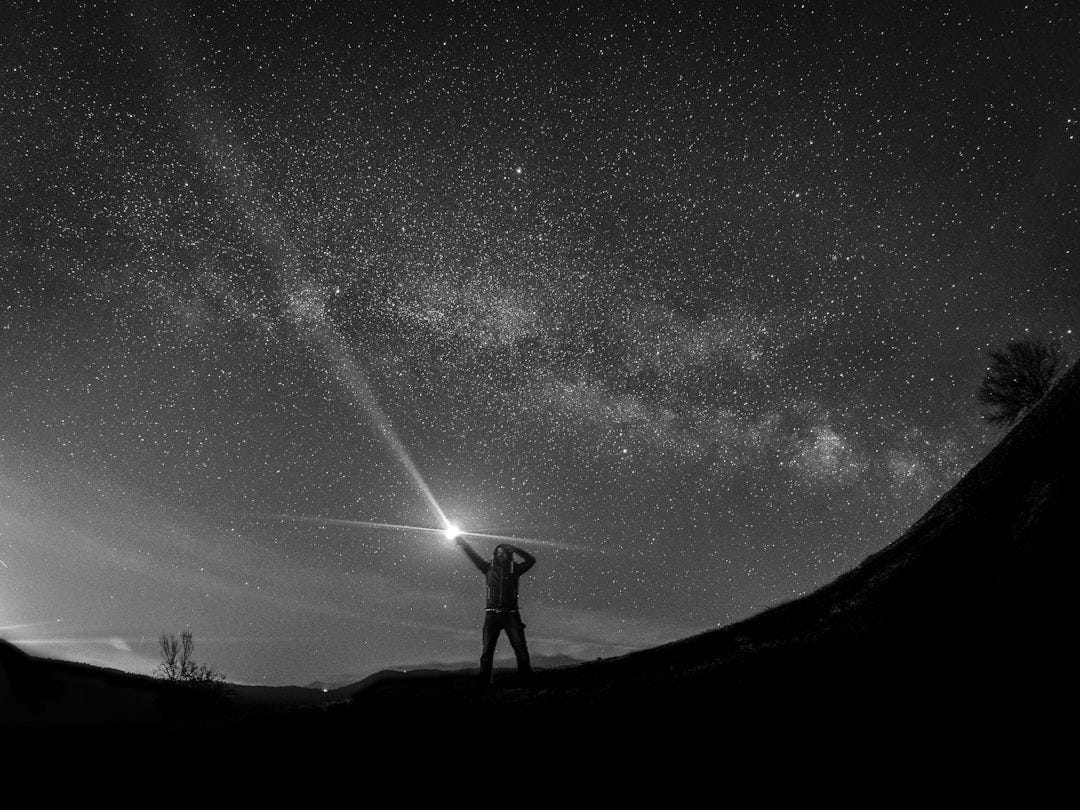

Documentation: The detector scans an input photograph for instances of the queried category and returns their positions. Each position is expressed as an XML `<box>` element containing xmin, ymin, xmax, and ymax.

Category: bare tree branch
<box><xmin>978</xmin><ymin>336</ymin><xmax>1066</xmax><ymax>426</ymax></box>
<box><xmin>154</xmin><ymin>630</ymin><xmax>229</xmax><ymax>698</ymax></box>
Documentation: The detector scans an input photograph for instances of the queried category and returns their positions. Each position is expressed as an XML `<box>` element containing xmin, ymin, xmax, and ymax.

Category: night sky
<box><xmin>2</xmin><ymin>1</ymin><xmax>1077</xmax><ymax>685</ymax></box>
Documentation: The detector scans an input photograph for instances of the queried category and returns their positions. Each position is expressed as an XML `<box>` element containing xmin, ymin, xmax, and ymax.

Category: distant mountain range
<box><xmin>304</xmin><ymin>654</ymin><xmax>584</xmax><ymax>696</ymax></box>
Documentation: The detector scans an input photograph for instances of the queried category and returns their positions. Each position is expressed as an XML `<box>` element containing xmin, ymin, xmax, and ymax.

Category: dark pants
<box><xmin>480</xmin><ymin>610</ymin><xmax>532</xmax><ymax>683</ymax></box>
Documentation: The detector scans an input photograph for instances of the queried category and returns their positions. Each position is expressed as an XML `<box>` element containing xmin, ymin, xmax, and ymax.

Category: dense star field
<box><xmin>1</xmin><ymin>2</ymin><xmax>1077</xmax><ymax>685</ymax></box>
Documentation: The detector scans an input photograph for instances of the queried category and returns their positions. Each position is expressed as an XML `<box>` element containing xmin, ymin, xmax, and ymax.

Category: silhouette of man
<box><xmin>455</xmin><ymin>538</ymin><xmax>536</xmax><ymax>685</ymax></box>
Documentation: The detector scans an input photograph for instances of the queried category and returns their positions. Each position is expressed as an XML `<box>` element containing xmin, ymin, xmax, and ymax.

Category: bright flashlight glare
<box><xmin>444</xmin><ymin>524</ymin><xmax>461</xmax><ymax>541</ymax></box>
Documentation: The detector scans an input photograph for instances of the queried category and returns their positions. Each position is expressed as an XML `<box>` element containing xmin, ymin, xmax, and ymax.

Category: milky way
<box><xmin>1</xmin><ymin>2</ymin><xmax>1077</xmax><ymax>684</ymax></box>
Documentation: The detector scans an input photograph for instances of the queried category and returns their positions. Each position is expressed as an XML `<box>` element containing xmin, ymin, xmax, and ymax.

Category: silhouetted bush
<box><xmin>155</xmin><ymin>631</ymin><xmax>230</xmax><ymax>711</ymax></box>
<box><xmin>978</xmin><ymin>335</ymin><xmax>1066</xmax><ymax>426</ymax></box>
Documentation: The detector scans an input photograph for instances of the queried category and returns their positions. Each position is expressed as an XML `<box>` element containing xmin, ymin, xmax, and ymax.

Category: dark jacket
<box><xmin>460</xmin><ymin>542</ymin><xmax>536</xmax><ymax>610</ymax></box>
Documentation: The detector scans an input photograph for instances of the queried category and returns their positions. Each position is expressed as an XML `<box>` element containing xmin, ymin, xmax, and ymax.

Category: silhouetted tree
<box><xmin>155</xmin><ymin>630</ymin><xmax>227</xmax><ymax>693</ymax></box>
<box><xmin>978</xmin><ymin>336</ymin><xmax>1066</xmax><ymax>426</ymax></box>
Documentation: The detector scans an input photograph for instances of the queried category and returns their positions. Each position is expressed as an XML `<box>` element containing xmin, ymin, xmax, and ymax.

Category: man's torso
<box><xmin>485</xmin><ymin>566</ymin><xmax>521</xmax><ymax>610</ymax></box>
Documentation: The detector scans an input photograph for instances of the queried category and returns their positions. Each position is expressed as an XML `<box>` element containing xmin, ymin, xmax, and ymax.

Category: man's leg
<box><xmin>479</xmin><ymin>613</ymin><xmax>500</xmax><ymax>684</ymax></box>
<box><xmin>505</xmin><ymin>613</ymin><xmax>532</xmax><ymax>677</ymax></box>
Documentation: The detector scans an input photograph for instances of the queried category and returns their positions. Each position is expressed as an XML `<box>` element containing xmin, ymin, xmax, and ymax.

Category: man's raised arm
<box><xmin>512</xmin><ymin>546</ymin><xmax>536</xmax><ymax>575</ymax></box>
<box><xmin>455</xmin><ymin>538</ymin><xmax>490</xmax><ymax>573</ymax></box>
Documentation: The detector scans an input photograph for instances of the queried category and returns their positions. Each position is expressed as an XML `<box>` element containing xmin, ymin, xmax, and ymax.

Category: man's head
<box><xmin>493</xmin><ymin>545</ymin><xmax>512</xmax><ymax>568</ymax></box>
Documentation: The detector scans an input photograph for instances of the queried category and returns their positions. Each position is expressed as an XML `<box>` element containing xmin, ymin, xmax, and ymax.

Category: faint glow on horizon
<box><xmin>0</xmin><ymin>620</ymin><xmax>62</xmax><ymax>633</ymax></box>
<box><xmin>12</xmin><ymin>636</ymin><xmax>133</xmax><ymax>649</ymax></box>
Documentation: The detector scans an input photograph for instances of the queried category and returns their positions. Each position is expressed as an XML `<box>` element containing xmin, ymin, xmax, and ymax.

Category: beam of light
<box><xmin>300</xmin><ymin>325</ymin><xmax>451</xmax><ymax>531</ymax></box>
<box><xmin>269</xmin><ymin>513</ymin><xmax>452</xmax><ymax>538</ymax></box>
<box><xmin>137</xmin><ymin>10</ymin><xmax>452</xmax><ymax>533</ymax></box>
<box><xmin>265</xmin><ymin>513</ymin><xmax>602</xmax><ymax>554</ymax></box>
<box><xmin>0</xmin><ymin>558</ymin><xmax>7</xmax><ymax>568</ymax></box>
<box><xmin>457</xmin><ymin>529</ymin><xmax>599</xmax><ymax>553</ymax></box>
